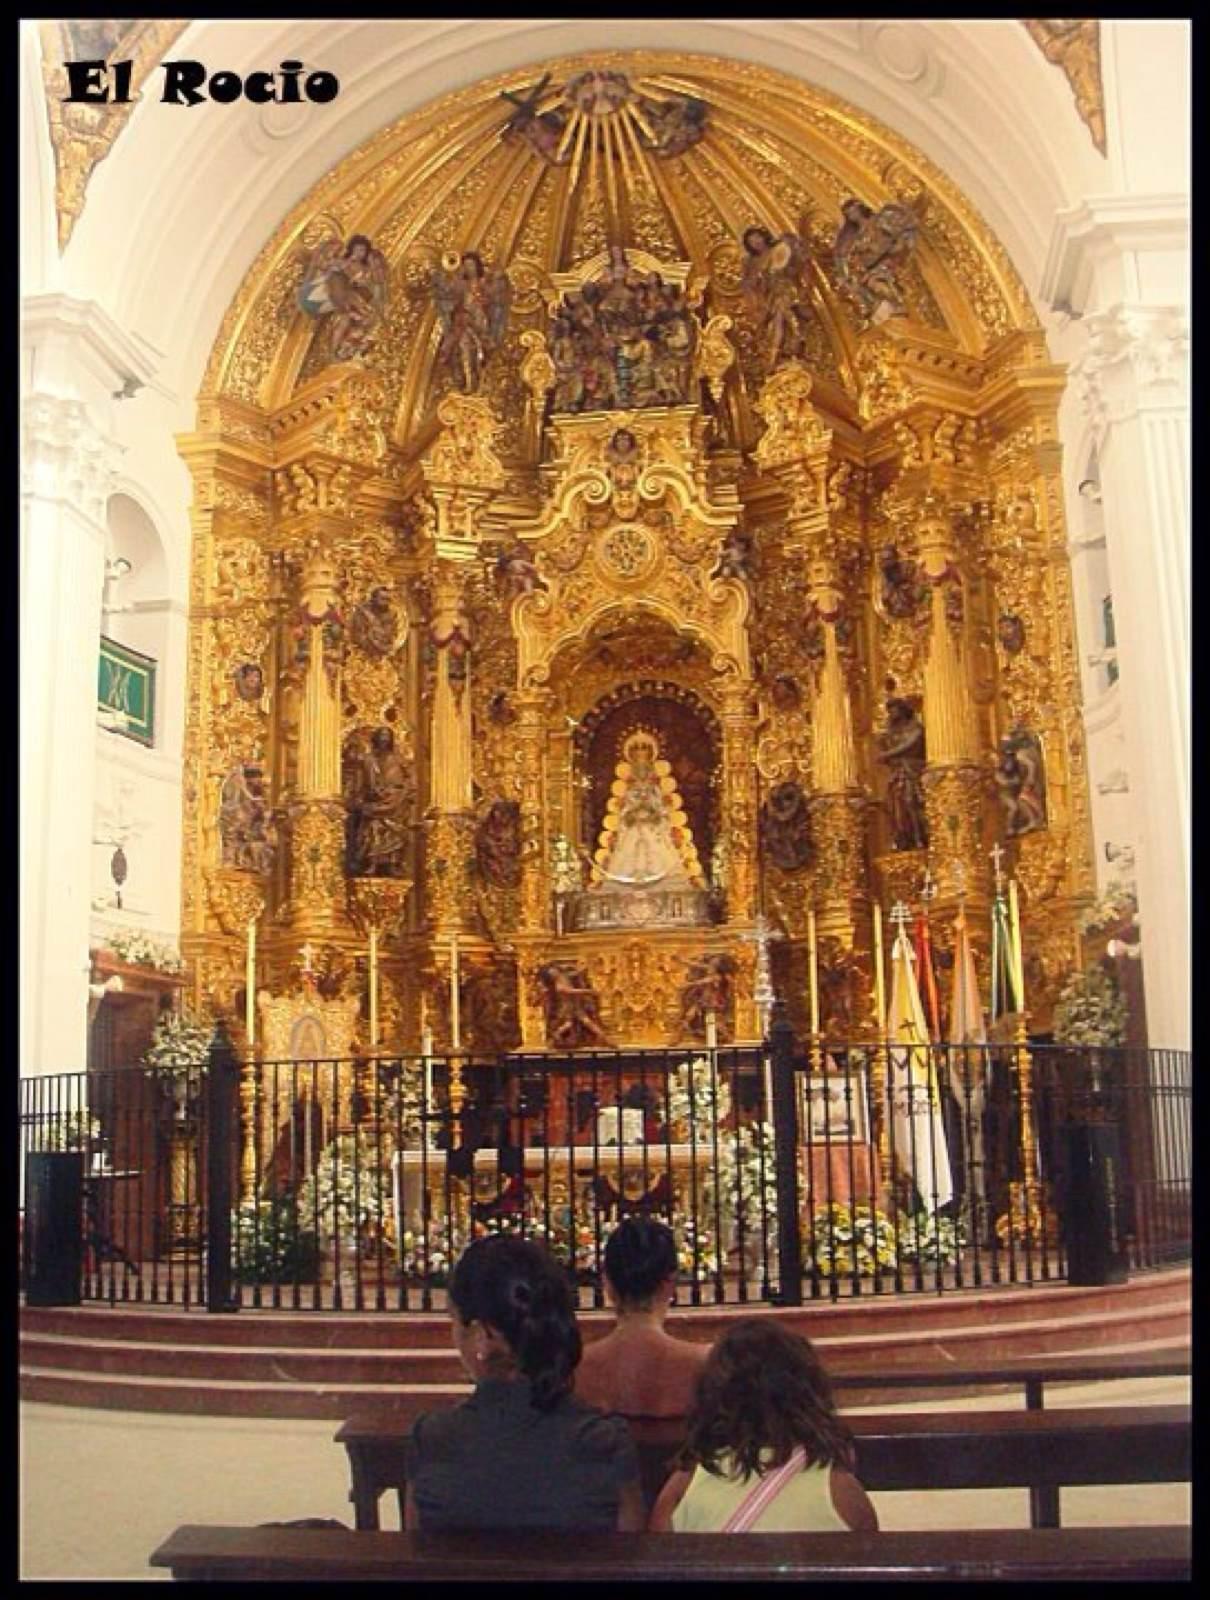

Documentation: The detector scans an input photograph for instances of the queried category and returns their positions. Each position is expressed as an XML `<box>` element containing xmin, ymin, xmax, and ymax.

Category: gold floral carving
<box><xmin>752</xmin><ymin>364</ymin><xmax>832</xmax><ymax>477</ymax></box>
<box><xmin>206</xmin><ymin>871</ymin><xmax>266</xmax><ymax>938</ymax></box>
<box><xmin>1022</xmin><ymin>21</ymin><xmax>1106</xmax><ymax>157</ymax></box>
<box><xmin>1014</xmin><ymin>828</ymin><xmax>1067</xmax><ymax>909</ymax></box>
<box><xmin>347</xmin><ymin>877</ymin><xmax>412</xmax><ymax>938</ymax></box>
<box><xmin>423</xmin><ymin>394</ymin><xmax>507</xmax><ymax>493</ymax></box>
<box><xmin>284</xmin><ymin>801</ymin><xmax>348</xmax><ymax>932</ymax></box>
<box><xmin>808</xmin><ymin>793</ymin><xmax>868</xmax><ymax>945</ymax></box>
<box><xmin>921</xmin><ymin>765</ymin><xmax>987</xmax><ymax>901</ymax></box>
<box><xmin>694</xmin><ymin>314</ymin><xmax>736</xmax><ymax>404</ymax></box>
<box><xmin>426</xmin><ymin>813</ymin><xmax>479</xmax><ymax>934</ymax></box>
<box><xmin>39</xmin><ymin>21</ymin><xmax>189</xmax><ymax>250</ymax></box>
<box><xmin>274</xmin><ymin>460</ymin><xmax>356</xmax><ymax>519</ymax></box>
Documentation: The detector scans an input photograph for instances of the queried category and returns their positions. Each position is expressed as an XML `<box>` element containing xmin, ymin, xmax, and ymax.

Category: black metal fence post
<box><xmin>205</xmin><ymin>1020</ymin><xmax>240</xmax><ymax>1313</ymax></box>
<box><xmin>769</xmin><ymin>1006</ymin><xmax>803</xmax><ymax>1306</ymax></box>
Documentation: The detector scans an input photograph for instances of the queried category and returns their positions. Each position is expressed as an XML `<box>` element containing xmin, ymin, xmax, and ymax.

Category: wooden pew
<box><xmin>335</xmin><ymin>1403</ymin><xmax>1190</xmax><ymax>1533</ymax></box>
<box><xmin>831</xmin><ymin>1347</ymin><xmax>1191</xmax><ymax>1410</ymax></box>
<box><xmin>150</xmin><ymin>1523</ymin><xmax>1192</xmax><ymax>1581</ymax></box>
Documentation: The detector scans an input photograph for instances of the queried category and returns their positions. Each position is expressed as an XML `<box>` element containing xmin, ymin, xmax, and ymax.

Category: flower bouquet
<box><xmin>803</xmin><ymin>1202</ymin><xmax>898</xmax><ymax>1278</ymax></box>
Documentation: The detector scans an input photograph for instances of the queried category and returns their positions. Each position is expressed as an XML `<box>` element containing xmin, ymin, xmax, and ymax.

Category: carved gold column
<box><xmin>420</xmin><ymin>395</ymin><xmax>505</xmax><ymax>948</ymax></box>
<box><xmin>754</xmin><ymin>364</ymin><xmax>867</xmax><ymax>947</ymax></box>
<box><xmin>208</xmin><ymin>872</ymin><xmax>266</xmax><ymax>1201</ymax></box>
<box><xmin>284</xmin><ymin>541</ymin><xmax>348</xmax><ymax>940</ymax></box>
<box><xmin>426</xmin><ymin>561</ymin><xmax>477</xmax><ymax>937</ymax></box>
<box><xmin>898</xmin><ymin>487</ymin><xmax>987</xmax><ymax>908</ymax></box>
<box><xmin>718</xmin><ymin>683</ymin><xmax>760</xmax><ymax>927</ymax></box>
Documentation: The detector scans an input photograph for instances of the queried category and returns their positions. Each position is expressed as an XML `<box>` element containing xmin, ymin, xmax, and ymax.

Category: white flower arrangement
<box><xmin>896</xmin><ymin>1210</ymin><xmax>966</xmax><ymax>1267</ymax></box>
<box><xmin>297</xmin><ymin>1130</ymin><xmax>392</xmax><ymax>1247</ymax></box>
<box><xmin>103</xmin><ymin>930</ymin><xmax>186</xmax><ymax>974</ymax></box>
<box><xmin>1077</xmin><ymin>882</ymin><xmax>1138</xmax><ymax>937</ymax></box>
<box><xmin>142</xmin><ymin>1010</ymin><xmax>212</xmax><ymax>1082</ymax></box>
<box><xmin>1052</xmin><ymin>966</ymin><xmax>1128</xmax><ymax>1047</ymax></box>
<box><xmin>667</xmin><ymin>1056</ymin><xmax>732</xmax><ymax>1141</ymax></box>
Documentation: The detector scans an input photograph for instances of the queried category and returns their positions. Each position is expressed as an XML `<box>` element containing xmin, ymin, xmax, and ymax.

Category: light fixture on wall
<box><xmin>112</xmin><ymin>375</ymin><xmax>143</xmax><ymax>401</ymax></box>
<box><xmin>1077</xmin><ymin>479</ymin><xmax>1102</xmax><ymax>504</ymax></box>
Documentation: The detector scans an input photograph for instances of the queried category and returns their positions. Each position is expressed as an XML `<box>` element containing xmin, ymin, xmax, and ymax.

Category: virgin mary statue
<box><xmin>575</xmin><ymin>731</ymin><xmax>710</xmax><ymax>929</ymax></box>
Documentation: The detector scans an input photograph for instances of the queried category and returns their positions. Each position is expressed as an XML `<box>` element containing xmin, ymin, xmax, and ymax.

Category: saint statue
<box><xmin>345</xmin><ymin>727</ymin><xmax>413</xmax><ymax>877</ymax></box>
<box><xmin>219</xmin><ymin>764</ymin><xmax>276</xmax><ymax>874</ymax></box>
<box><xmin>592</xmin><ymin>731</ymin><xmax>704</xmax><ymax>893</ymax></box>
<box><xmin>878</xmin><ymin>697</ymin><xmax>929</xmax><ymax>852</ymax></box>
<box><xmin>994</xmin><ymin>729</ymin><xmax>1047</xmax><ymax>837</ymax></box>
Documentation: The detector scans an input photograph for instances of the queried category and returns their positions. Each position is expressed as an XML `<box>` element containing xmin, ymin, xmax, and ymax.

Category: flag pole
<box><xmin>870</xmin><ymin>901</ymin><xmax>890</xmax><ymax>1195</ymax></box>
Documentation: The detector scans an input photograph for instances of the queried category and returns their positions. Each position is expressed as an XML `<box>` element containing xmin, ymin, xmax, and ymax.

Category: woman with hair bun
<box><xmin>404</xmin><ymin>1235</ymin><xmax>645</xmax><ymax>1531</ymax></box>
<box><xmin>649</xmin><ymin>1319</ymin><xmax>878</xmax><ymax>1533</ymax></box>
<box><xmin>576</xmin><ymin>1217</ymin><xmax>708</xmax><ymax>1419</ymax></box>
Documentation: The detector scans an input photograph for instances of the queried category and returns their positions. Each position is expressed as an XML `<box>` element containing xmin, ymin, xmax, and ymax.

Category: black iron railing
<box><xmin>18</xmin><ymin>1028</ymin><xmax>1191</xmax><ymax>1311</ymax></box>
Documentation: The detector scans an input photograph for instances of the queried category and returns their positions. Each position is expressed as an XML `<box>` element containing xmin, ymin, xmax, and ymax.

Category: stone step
<box><xmin>19</xmin><ymin>1264</ymin><xmax>1189</xmax><ymax>1348</ymax></box>
<box><xmin>19</xmin><ymin>1297</ymin><xmax>1190</xmax><ymax>1388</ymax></box>
<box><xmin>18</xmin><ymin>1267</ymin><xmax>1190</xmax><ymax>1419</ymax></box>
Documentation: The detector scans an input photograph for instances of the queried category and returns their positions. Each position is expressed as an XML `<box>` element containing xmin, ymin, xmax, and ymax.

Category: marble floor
<box><xmin>20</xmin><ymin>1376</ymin><xmax>1190</xmax><ymax>1581</ymax></box>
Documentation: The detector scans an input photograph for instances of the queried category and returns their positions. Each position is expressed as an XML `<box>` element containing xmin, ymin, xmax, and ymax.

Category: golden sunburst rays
<box><xmin>504</xmin><ymin>68</ymin><xmax>708</xmax><ymax>239</ymax></box>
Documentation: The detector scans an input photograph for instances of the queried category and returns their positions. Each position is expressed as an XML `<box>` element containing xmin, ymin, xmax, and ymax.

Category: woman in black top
<box><xmin>404</xmin><ymin>1235</ymin><xmax>645</xmax><ymax>1531</ymax></box>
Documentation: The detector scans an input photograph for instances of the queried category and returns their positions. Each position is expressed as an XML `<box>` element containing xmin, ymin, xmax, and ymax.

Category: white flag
<box><xmin>886</xmin><ymin>928</ymin><xmax>954</xmax><ymax>1209</ymax></box>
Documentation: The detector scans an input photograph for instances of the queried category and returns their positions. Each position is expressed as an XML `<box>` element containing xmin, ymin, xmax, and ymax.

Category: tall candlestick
<box><xmin>807</xmin><ymin>909</ymin><xmax>820</xmax><ymax>1036</ymax></box>
<box><xmin>421</xmin><ymin>1026</ymin><xmax>434</xmax><ymax>1141</ymax></box>
<box><xmin>245</xmin><ymin>918</ymin><xmax>257</xmax><ymax>1053</ymax></box>
<box><xmin>872</xmin><ymin>902</ymin><xmax>886</xmax><ymax>1031</ymax></box>
<box><xmin>705</xmin><ymin>1011</ymin><xmax>718</xmax><ymax>1052</ymax></box>
<box><xmin>449</xmin><ymin>935</ymin><xmax>461</xmax><ymax>1051</ymax></box>
<box><xmin>368</xmin><ymin>924</ymin><xmax>379</xmax><ymax>1050</ymax></box>
<box><xmin>1008</xmin><ymin>879</ymin><xmax>1026</xmax><ymax>1011</ymax></box>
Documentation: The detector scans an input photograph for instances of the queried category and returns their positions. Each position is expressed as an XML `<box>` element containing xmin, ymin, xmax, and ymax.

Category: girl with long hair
<box><xmin>649</xmin><ymin>1318</ymin><xmax>878</xmax><ymax>1533</ymax></box>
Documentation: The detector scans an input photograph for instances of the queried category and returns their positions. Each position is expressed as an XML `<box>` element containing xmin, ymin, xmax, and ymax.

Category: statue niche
<box><xmin>343</xmin><ymin>726</ymin><xmax>414</xmax><ymax>877</ymax></box>
<box><xmin>570</xmin><ymin>728</ymin><xmax>711</xmax><ymax>931</ymax></box>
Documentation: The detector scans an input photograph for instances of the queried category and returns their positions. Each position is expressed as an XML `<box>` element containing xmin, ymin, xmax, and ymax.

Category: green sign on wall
<box><xmin>98</xmin><ymin>636</ymin><xmax>156</xmax><ymax>746</ymax></box>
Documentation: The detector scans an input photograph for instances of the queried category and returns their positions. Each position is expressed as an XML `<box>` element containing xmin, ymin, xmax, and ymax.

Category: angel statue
<box><xmin>430</xmin><ymin>251</ymin><xmax>512</xmax><ymax>394</ymax></box>
<box><xmin>740</xmin><ymin>221</ymin><xmax>813</xmax><ymax>372</ymax></box>
<box><xmin>297</xmin><ymin>232</ymin><xmax>389</xmax><ymax>361</ymax></box>
<box><xmin>832</xmin><ymin>197</ymin><xmax>920</xmax><ymax>323</ymax></box>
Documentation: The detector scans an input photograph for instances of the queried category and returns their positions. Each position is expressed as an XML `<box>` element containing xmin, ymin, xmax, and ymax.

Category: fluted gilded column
<box><xmin>911</xmin><ymin>494</ymin><xmax>986</xmax><ymax>904</ymax></box>
<box><xmin>419</xmin><ymin>394</ymin><xmax>505</xmax><ymax>945</ymax></box>
<box><xmin>286</xmin><ymin>542</ymin><xmax>348</xmax><ymax>938</ymax></box>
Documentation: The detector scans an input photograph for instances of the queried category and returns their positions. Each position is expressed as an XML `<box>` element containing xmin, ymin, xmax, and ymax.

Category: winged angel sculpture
<box><xmin>297</xmin><ymin>225</ymin><xmax>389</xmax><ymax>361</ymax></box>
<box><xmin>832</xmin><ymin>198</ymin><xmax>920</xmax><ymax>323</ymax></box>
<box><xmin>429</xmin><ymin>250</ymin><xmax>513</xmax><ymax>394</ymax></box>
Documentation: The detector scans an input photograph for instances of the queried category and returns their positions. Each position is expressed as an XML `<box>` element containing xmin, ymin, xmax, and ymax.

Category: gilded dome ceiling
<box><xmin>206</xmin><ymin>50</ymin><xmax>1039</xmax><ymax>462</ymax></box>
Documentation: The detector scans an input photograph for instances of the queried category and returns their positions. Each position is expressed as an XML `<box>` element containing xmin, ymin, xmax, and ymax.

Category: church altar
<box><xmin>175</xmin><ymin>52</ymin><xmax>1098</xmax><ymax>1242</ymax></box>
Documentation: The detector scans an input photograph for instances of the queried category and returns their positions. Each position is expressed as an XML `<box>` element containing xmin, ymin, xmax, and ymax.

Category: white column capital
<box><xmin>22</xmin><ymin>391</ymin><xmax>117</xmax><ymax>524</ymax></box>
<box><xmin>1072</xmin><ymin>304</ymin><xmax>1188</xmax><ymax>438</ymax></box>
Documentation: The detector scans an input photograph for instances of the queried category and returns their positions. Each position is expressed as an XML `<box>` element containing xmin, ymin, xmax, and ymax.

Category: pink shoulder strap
<box><xmin>719</xmin><ymin>1446</ymin><xmax>810</xmax><ymax>1533</ymax></box>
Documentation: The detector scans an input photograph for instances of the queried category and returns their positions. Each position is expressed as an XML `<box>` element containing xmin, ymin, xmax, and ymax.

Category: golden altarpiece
<box><xmin>177</xmin><ymin>56</ymin><xmax>1095</xmax><ymax>1170</ymax></box>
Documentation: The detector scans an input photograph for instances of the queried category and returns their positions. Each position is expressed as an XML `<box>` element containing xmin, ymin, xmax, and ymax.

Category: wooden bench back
<box><xmin>150</xmin><ymin>1524</ymin><xmax>1192</xmax><ymax>1581</ymax></box>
